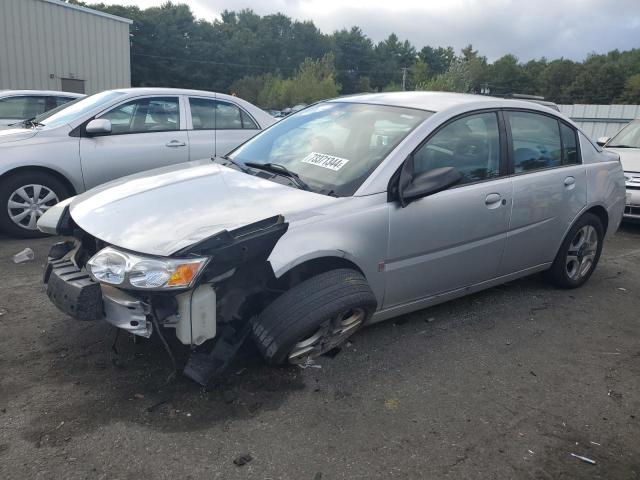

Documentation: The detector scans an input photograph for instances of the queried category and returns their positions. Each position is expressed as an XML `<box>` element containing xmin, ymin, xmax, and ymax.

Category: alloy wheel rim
<box><xmin>7</xmin><ymin>184</ymin><xmax>59</xmax><ymax>230</ymax></box>
<box><xmin>288</xmin><ymin>308</ymin><xmax>365</xmax><ymax>364</ymax></box>
<box><xmin>566</xmin><ymin>225</ymin><xmax>598</xmax><ymax>280</ymax></box>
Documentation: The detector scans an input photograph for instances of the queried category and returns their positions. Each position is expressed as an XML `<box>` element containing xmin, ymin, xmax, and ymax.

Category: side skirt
<box><xmin>368</xmin><ymin>263</ymin><xmax>551</xmax><ymax>324</ymax></box>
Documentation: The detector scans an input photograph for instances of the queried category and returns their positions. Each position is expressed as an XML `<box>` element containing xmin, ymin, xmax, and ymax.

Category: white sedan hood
<box><xmin>0</xmin><ymin>128</ymin><xmax>38</xmax><ymax>144</ymax></box>
<box><xmin>609</xmin><ymin>147</ymin><xmax>640</xmax><ymax>172</ymax></box>
<box><xmin>69</xmin><ymin>160</ymin><xmax>337</xmax><ymax>256</ymax></box>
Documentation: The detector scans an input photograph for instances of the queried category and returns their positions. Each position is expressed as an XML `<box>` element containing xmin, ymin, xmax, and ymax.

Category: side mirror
<box><xmin>596</xmin><ymin>136</ymin><xmax>610</xmax><ymax>147</ymax></box>
<box><xmin>400</xmin><ymin>166</ymin><xmax>463</xmax><ymax>206</ymax></box>
<box><xmin>86</xmin><ymin>118</ymin><xmax>112</xmax><ymax>135</ymax></box>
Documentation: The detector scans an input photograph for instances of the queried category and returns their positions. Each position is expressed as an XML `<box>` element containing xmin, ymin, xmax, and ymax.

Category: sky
<box><xmin>100</xmin><ymin>0</ymin><xmax>640</xmax><ymax>61</ymax></box>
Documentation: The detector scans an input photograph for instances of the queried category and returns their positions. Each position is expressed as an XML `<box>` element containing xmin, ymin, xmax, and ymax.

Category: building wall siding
<box><xmin>560</xmin><ymin>104</ymin><xmax>640</xmax><ymax>139</ymax></box>
<box><xmin>0</xmin><ymin>0</ymin><xmax>131</xmax><ymax>94</ymax></box>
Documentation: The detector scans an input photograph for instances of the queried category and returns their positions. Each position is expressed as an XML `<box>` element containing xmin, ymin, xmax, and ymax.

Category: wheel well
<box><xmin>277</xmin><ymin>257</ymin><xmax>366</xmax><ymax>289</ymax></box>
<box><xmin>0</xmin><ymin>166</ymin><xmax>77</xmax><ymax>197</ymax></box>
<box><xmin>585</xmin><ymin>205</ymin><xmax>608</xmax><ymax>232</ymax></box>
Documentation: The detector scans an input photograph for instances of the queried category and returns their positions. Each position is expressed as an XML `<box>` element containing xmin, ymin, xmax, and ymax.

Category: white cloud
<box><xmin>100</xmin><ymin>0</ymin><xmax>640</xmax><ymax>61</ymax></box>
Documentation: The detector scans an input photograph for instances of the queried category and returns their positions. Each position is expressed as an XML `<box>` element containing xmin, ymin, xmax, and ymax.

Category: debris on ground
<box><xmin>385</xmin><ymin>399</ymin><xmax>399</xmax><ymax>410</ymax></box>
<box><xmin>133</xmin><ymin>393</ymin><xmax>144</xmax><ymax>400</ymax></box>
<box><xmin>590</xmin><ymin>441</ymin><xmax>601</xmax><ymax>446</ymax></box>
<box><xmin>233</xmin><ymin>453</ymin><xmax>253</xmax><ymax>466</ymax></box>
<box><xmin>298</xmin><ymin>358</ymin><xmax>322</xmax><ymax>369</ymax></box>
<box><xmin>618</xmin><ymin>287</ymin><xmax>627</xmax><ymax>292</ymax></box>
<box><xmin>570</xmin><ymin>453</ymin><xmax>596</xmax><ymax>465</ymax></box>
<box><xmin>146</xmin><ymin>400</ymin><xmax>170</xmax><ymax>413</ymax></box>
<box><xmin>12</xmin><ymin>248</ymin><xmax>34</xmax><ymax>264</ymax></box>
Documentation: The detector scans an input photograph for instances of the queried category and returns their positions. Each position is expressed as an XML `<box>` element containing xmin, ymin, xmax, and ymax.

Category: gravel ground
<box><xmin>1</xmin><ymin>225</ymin><xmax>639</xmax><ymax>479</ymax></box>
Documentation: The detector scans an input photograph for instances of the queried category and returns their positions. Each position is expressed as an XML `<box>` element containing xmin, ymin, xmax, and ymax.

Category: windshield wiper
<box><xmin>244</xmin><ymin>162</ymin><xmax>310</xmax><ymax>190</ymax></box>
<box><xmin>216</xmin><ymin>155</ymin><xmax>249</xmax><ymax>173</ymax></box>
<box><xmin>607</xmin><ymin>144</ymin><xmax>636</xmax><ymax>148</ymax></box>
<box><xmin>8</xmin><ymin>116</ymin><xmax>43</xmax><ymax>128</ymax></box>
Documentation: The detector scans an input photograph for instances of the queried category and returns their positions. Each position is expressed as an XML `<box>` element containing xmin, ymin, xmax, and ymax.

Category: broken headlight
<box><xmin>87</xmin><ymin>246</ymin><xmax>209</xmax><ymax>290</ymax></box>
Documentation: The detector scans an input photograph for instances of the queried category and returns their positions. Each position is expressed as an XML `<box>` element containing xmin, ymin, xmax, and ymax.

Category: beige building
<box><xmin>0</xmin><ymin>0</ymin><xmax>131</xmax><ymax>94</ymax></box>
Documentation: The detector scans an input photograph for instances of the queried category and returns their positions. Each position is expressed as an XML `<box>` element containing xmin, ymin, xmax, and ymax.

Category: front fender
<box><xmin>268</xmin><ymin>194</ymin><xmax>390</xmax><ymax>307</ymax></box>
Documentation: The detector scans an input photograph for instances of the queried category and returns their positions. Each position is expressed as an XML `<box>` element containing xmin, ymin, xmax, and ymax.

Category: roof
<box><xmin>333</xmin><ymin>91</ymin><xmax>502</xmax><ymax>112</ymax></box>
<box><xmin>559</xmin><ymin>104</ymin><xmax>640</xmax><ymax>138</ymax></box>
<box><xmin>40</xmin><ymin>0</ymin><xmax>133</xmax><ymax>24</ymax></box>
<box><xmin>0</xmin><ymin>90</ymin><xmax>85</xmax><ymax>98</ymax></box>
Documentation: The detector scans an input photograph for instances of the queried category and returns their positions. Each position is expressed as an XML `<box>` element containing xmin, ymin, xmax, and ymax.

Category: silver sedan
<box><xmin>40</xmin><ymin>92</ymin><xmax>626</xmax><ymax>384</ymax></box>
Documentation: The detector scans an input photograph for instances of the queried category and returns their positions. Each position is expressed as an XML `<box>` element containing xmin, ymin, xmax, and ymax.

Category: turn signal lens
<box><xmin>167</xmin><ymin>262</ymin><xmax>205</xmax><ymax>287</ymax></box>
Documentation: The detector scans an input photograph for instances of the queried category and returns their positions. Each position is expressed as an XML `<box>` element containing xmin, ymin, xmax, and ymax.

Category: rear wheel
<box><xmin>546</xmin><ymin>213</ymin><xmax>604</xmax><ymax>288</ymax></box>
<box><xmin>251</xmin><ymin>269</ymin><xmax>377</xmax><ymax>365</ymax></box>
<box><xmin>0</xmin><ymin>172</ymin><xmax>70</xmax><ymax>238</ymax></box>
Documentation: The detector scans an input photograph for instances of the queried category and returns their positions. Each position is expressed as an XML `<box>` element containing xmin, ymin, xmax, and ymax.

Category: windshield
<box><xmin>35</xmin><ymin>91</ymin><xmax>126</xmax><ymax>129</ymax></box>
<box><xmin>608</xmin><ymin>121</ymin><xmax>640</xmax><ymax>148</ymax></box>
<box><xmin>229</xmin><ymin>102</ymin><xmax>432</xmax><ymax>196</ymax></box>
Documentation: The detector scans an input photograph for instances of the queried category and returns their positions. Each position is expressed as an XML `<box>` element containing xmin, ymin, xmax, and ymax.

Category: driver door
<box><xmin>80</xmin><ymin>96</ymin><xmax>189</xmax><ymax>189</ymax></box>
<box><xmin>384</xmin><ymin>111</ymin><xmax>512</xmax><ymax>308</ymax></box>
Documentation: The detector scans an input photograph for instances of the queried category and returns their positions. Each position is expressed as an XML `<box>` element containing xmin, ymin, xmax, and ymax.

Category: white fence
<box><xmin>559</xmin><ymin>104</ymin><xmax>640</xmax><ymax>139</ymax></box>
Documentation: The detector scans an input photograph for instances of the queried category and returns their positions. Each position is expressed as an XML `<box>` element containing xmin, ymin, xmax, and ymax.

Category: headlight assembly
<box><xmin>87</xmin><ymin>246</ymin><xmax>208</xmax><ymax>290</ymax></box>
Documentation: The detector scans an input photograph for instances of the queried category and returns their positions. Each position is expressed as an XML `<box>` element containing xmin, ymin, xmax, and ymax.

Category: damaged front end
<box><xmin>43</xmin><ymin>209</ymin><xmax>288</xmax><ymax>386</ymax></box>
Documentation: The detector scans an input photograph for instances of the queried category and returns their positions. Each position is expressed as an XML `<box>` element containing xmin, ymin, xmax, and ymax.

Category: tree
<box><xmin>331</xmin><ymin>27</ymin><xmax>375</xmax><ymax>94</ymax></box>
<box><xmin>488</xmin><ymin>54</ymin><xmax>528</xmax><ymax>94</ymax></box>
<box><xmin>618</xmin><ymin>74</ymin><xmax>640</xmax><ymax>103</ymax></box>
<box><xmin>420</xmin><ymin>60</ymin><xmax>471</xmax><ymax>93</ymax></box>
<box><xmin>419</xmin><ymin>46</ymin><xmax>455</xmax><ymax>77</ymax></box>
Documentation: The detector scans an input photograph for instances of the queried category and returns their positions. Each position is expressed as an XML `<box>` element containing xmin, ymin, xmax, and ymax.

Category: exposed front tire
<box><xmin>251</xmin><ymin>268</ymin><xmax>377</xmax><ymax>365</ymax></box>
<box><xmin>0</xmin><ymin>171</ymin><xmax>70</xmax><ymax>238</ymax></box>
<box><xmin>546</xmin><ymin>213</ymin><xmax>604</xmax><ymax>289</ymax></box>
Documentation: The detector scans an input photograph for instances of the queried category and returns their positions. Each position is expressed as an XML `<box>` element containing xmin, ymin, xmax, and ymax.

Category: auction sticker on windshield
<box><xmin>301</xmin><ymin>152</ymin><xmax>350</xmax><ymax>171</ymax></box>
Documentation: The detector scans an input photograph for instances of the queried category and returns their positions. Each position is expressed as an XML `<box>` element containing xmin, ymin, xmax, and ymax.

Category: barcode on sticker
<box><xmin>301</xmin><ymin>152</ymin><xmax>349</xmax><ymax>171</ymax></box>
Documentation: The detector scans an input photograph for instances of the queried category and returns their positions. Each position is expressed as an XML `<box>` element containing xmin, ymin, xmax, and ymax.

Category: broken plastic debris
<box><xmin>12</xmin><ymin>248</ymin><xmax>34</xmax><ymax>264</ymax></box>
<box><xmin>618</xmin><ymin>287</ymin><xmax>627</xmax><ymax>292</ymax></box>
<box><xmin>233</xmin><ymin>453</ymin><xmax>253</xmax><ymax>466</ymax></box>
<box><xmin>298</xmin><ymin>358</ymin><xmax>322</xmax><ymax>369</ymax></box>
<box><xmin>590</xmin><ymin>441</ymin><xmax>601</xmax><ymax>446</ymax></box>
<box><xmin>570</xmin><ymin>453</ymin><xmax>596</xmax><ymax>465</ymax></box>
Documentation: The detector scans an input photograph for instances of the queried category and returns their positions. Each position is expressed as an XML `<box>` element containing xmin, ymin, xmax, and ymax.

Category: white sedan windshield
<box><xmin>36</xmin><ymin>91</ymin><xmax>126</xmax><ymax>129</ymax></box>
<box><xmin>229</xmin><ymin>102</ymin><xmax>432</xmax><ymax>196</ymax></box>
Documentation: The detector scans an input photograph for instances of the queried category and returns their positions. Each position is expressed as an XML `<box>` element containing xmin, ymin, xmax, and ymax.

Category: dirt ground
<box><xmin>1</xmin><ymin>225</ymin><xmax>639</xmax><ymax>480</ymax></box>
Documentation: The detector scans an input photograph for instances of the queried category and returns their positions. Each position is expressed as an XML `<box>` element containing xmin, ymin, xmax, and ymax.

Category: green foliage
<box><xmin>619</xmin><ymin>74</ymin><xmax>640</xmax><ymax>103</ymax></box>
<box><xmin>76</xmin><ymin>2</ymin><xmax>640</xmax><ymax>105</ymax></box>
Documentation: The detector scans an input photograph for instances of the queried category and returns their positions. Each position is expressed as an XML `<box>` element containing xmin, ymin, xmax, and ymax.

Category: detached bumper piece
<box><xmin>183</xmin><ymin>321</ymin><xmax>252</xmax><ymax>386</ymax></box>
<box><xmin>45</xmin><ymin>258</ymin><xmax>102</xmax><ymax>321</ymax></box>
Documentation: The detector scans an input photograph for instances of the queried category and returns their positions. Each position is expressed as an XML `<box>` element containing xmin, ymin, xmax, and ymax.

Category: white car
<box><xmin>0</xmin><ymin>88</ymin><xmax>275</xmax><ymax>237</ymax></box>
<box><xmin>0</xmin><ymin>90</ymin><xmax>84</xmax><ymax>129</ymax></box>
<box><xmin>599</xmin><ymin>120</ymin><xmax>640</xmax><ymax>221</ymax></box>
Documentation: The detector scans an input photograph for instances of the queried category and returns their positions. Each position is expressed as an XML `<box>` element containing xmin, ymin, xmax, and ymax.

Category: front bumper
<box><xmin>624</xmin><ymin>188</ymin><xmax>640</xmax><ymax>221</ymax></box>
<box><xmin>45</xmin><ymin>256</ymin><xmax>154</xmax><ymax>337</ymax></box>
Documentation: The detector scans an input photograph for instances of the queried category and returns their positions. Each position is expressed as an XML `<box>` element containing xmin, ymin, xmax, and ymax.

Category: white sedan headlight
<box><xmin>87</xmin><ymin>247</ymin><xmax>208</xmax><ymax>290</ymax></box>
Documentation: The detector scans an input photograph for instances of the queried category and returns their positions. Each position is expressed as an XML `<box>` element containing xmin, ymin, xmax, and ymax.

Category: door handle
<box><xmin>165</xmin><ymin>140</ymin><xmax>186</xmax><ymax>148</ymax></box>
<box><xmin>484</xmin><ymin>193</ymin><xmax>502</xmax><ymax>207</ymax></box>
<box><xmin>564</xmin><ymin>176</ymin><xmax>576</xmax><ymax>189</ymax></box>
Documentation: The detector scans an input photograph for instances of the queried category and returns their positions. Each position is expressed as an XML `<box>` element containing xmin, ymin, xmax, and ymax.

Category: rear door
<box><xmin>186</xmin><ymin>96</ymin><xmax>216</xmax><ymax>161</ymax></box>
<box><xmin>214</xmin><ymin>99</ymin><xmax>261</xmax><ymax>156</ymax></box>
<box><xmin>79</xmin><ymin>95</ymin><xmax>189</xmax><ymax>189</ymax></box>
<box><xmin>385</xmin><ymin>110</ymin><xmax>513</xmax><ymax>307</ymax></box>
<box><xmin>499</xmin><ymin>110</ymin><xmax>586</xmax><ymax>274</ymax></box>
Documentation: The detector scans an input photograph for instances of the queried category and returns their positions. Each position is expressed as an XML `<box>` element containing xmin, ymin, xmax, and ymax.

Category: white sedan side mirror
<box><xmin>86</xmin><ymin>118</ymin><xmax>112</xmax><ymax>135</ymax></box>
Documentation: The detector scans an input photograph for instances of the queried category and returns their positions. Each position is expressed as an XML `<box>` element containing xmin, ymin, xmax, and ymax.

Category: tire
<box><xmin>0</xmin><ymin>171</ymin><xmax>71</xmax><ymax>238</ymax></box>
<box><xmin>251</xmin><ymin>269</ymin><xmax>377</xmax><ymax>365</ymax></box>
<box><xmin>546</xmin><ymin>213</ymin><xmax>604</xmax><ymax>289</ymax></box>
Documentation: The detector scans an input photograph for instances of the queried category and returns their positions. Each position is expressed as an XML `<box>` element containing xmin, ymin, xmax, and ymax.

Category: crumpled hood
<box><xmin>609</xmin><ymin>147</ymin><xmax>640</xmax><ymax>172</ymax></box>
<box><xmin>69</xmin><ymin>160</ymin><xmax>337</xmax><ymax>256</ymax></box>
<box><xmin>0</xmin><ymin>128</ymin><xmax>38</xmax><ymax>144</ymax></box>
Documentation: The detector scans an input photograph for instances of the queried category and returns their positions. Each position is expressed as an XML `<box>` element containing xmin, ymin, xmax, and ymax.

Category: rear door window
<box><xmin>215</xmin><ymin>101</ymin><xmax>258</xmax><ymax>130</ymax></box>
<box><xmin>189</xmin><ymin>97</ymin><xmax>215</xmax><ymax>130</ymax></box>
<box><xmin>560</xmin><ymin>122</ymin><xmax>580</xmax><ymax>165</ymax></box>
<box><xmin>508</xmin><ymin>111</ymin><xmax>562</xmax><ymax>173</ymax></box>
